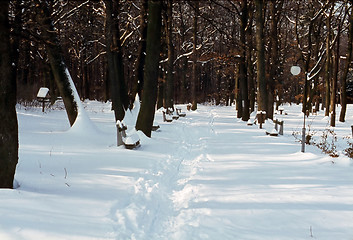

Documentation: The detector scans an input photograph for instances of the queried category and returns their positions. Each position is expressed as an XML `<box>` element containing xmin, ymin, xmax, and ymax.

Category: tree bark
<box><xmin>130</xmin><ymin>0</ymin><xmax>148</xmax><ymax>108</ymax></box>
<box><xmin>330</xmin><ymin>23</ymin><xmax>340</xmax><ymax>127</ymax></box>
<box><xmin>255</xmin><ymin>0</ymin><xmax>268</xmax><ymax>113</ymax></box>
<box><xmin>267</xmin><ymin>0</ymin><xmax>279</xmax><ymax>120</ymax></box>
<box><xmin>239</xmin><ymin>0</ymin><xmax>249</xmax><ymax>121</ymax></box>
<box><xmin>35</xmin><ymin>0</ymin><xmax>79</xmax><ymax>126</ymax></box>
<box><xmin>191</xmin><ymin>1</ymin><xmax>199</xmax><ymax>111</ymax></box>
<box><xmin>105</xmin><ymin>0</ymin><xmax>129</xmax><ymax>122</ymax></box>
<box><xmin>325</xmin><ymin>7</ymin><xmax>333</xmax><ymax>117</ymax></box>
<box><xmin>235</xmin><ymin>66</ymin><xmax>242</xmax><ymax>118</ymax></box>
<box><xmin>136</xmin><ymin>0</ymin><xmax>162</xmax><ymax>137</ymax></box>
<box><xmin>247</xmin><ymin>14</ymin><xmax>255</xmax><ymax>113</ymax></box>
<box><xmin>0</xmin><ymin>0</ymin><xmax>18</xmax><ymax>188</ymax></box>
<box><xmin>165</xmin><ymin>0</ymin><xmax>175</xmax><ymax>110</ymax></box>
<box><xmin>340</xmin><ymin>2</ymin><xmax>353</xmax><ymax>122</ymax></box>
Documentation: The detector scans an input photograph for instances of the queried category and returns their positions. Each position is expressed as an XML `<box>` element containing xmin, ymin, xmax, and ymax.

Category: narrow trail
<box><xmin>110</xmin><ymin>107</ymin><xmax>217</xmax><ymax>240</ymax></box>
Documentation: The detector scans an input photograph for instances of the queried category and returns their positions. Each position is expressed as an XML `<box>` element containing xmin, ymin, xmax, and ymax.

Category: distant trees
<box><xmin>3</xmin><ymin>0</ymin><xmax>353</xmax><ymax>130</ymax></box>
<box><xmin>0</xmin><ymin>0</ymin><xmax>18</xmax><ymax>188</ymax></box>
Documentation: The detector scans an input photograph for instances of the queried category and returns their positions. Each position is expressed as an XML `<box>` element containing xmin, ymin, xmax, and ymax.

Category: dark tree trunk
<box><xmin>35</xmin><ymin>0</ymin><xmax>78</xmax><ymax>126</ymax></box>
<box><xmin>235</xmin><ymin>67</ymin><xmax>242</xmax><ymax>118</ymax></box>
<box><xmin>247</xmin><ymin>20</ymin><xmax>255</xmax><ymax>112</ymax></box>
<box><xmin>325</xmin><ymin>8</ymin><xmax>333</xmax><ymax>117</ymax></box>
<box><xmin>330</xmin><ymin>23</ymin><xmax>340</xmax><ymax>127</ymax></box>
<box><xmin>105</xmin><ymin>0</ymin><xmax>129</xmax><ymax>122</ymax></box>
<box><xmin>136</xmin><ymin>0</ymin><xmax>162</xmax><ymax>137</ymax></box>
<box><xmin>165</xmin><ymin>0</ymin><xmax>175</xmax><ymax>110</ymax></box>
<box><xmin>130</xmin><ymin>0</ymin><xmax>148</xmax><ymax>108</ymax></box>
<box><xmin>340</xmin><ymin>3</ymin><xmax>353</xmax><ymax>122</ymax></box>
<box><xmin>178</xmin><ymin>3</ymin><xmax>188</xmax><ymax>104</ymax></box>
<box><xmin>0</xmin><ymin>1</ymin><xmax>18</xmax><ymax>188</ymax></box>
<box><xmin>191</xmin><ymin>1</ymin><xmax>199</xmax><ymax>111</ymax></box>
<box><xmin>239</xmin><ymin>0</ymin><xmax>249</xmax><ymax>121</ymax></box>
<box><xmin>255</xmin><ymin>0</ymin><xmax>268</xmax><ymax>113</ymax></box>
<box><xmin>267</xmin><ymin>0</ymin><xmax>279</xmax><ymax>120</ymax></box>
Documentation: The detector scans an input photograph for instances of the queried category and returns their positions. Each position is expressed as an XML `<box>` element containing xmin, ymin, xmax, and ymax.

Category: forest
<box><xmin>1</xmin><ymin>0</ymin><xmax>353</xmax><ymax>188</ymax></box>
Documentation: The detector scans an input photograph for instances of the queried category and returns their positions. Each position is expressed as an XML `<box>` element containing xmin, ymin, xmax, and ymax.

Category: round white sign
<box><xmin>290</xmin><ymin>66</ymin><xmax>301</xmax><ymax>76</ymax></box>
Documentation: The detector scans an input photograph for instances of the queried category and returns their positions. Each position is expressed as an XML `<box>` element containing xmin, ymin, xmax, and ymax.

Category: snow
<box><xmin>1</xmin><ymin>101</ymin><xmax>353</xmax><ymax>239</ymax></box>
<box><xmin>36</xmin><ymin>87</ymin><xmax>49</xmax><ymax>98</ymax></box>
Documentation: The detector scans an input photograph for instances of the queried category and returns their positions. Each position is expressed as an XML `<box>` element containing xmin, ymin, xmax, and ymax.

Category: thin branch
<box><xmin>85</xmin><ymin>51</ymin><xmax>106</xmax><ymax>64</ymax></box>
<box><xmin>53</xmin><ymin>0</ymin><xmax>90</xmax><ymax>25</ymax></box>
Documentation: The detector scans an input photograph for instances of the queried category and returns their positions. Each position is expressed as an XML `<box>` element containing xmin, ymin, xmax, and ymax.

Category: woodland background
<box><xmin>10</xmin><ymin>0</ymin><xmax>353</xmax><ymax>124</ymax></box>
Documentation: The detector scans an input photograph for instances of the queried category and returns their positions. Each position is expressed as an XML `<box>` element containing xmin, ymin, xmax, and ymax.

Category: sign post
<box><xmin>290</xmin><ymin>66</ymin><xmax>305</xmax><ymax>153</ymax></box>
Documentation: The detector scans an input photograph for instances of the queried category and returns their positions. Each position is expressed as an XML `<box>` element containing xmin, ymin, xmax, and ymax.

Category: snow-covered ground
<box><xmin>1</xmin><ymin>101</ymin><xmax>353</xmax><ymax>240</ymax></box>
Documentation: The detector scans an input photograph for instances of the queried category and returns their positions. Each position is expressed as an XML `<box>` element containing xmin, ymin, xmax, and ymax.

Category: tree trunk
<box><xmin>235</xmin><ymin>66</ymin><xmax>242</xmax><ymax>118</ymax></box>
<box><xmin>340</xmin><ymin>3</ymin><xmax>353</xmax><ymax>122</ymax></box>
<box><xmin>325</xmin><ymin>8</ymin><xmax>332</xmax><ymax>117</ymax></box>
<box><xmin>136</xmin><ymin>0</ymin><xmax>162</xmax><ymax>137</ymax></box>
<box><xmin>247</xmin><ymin>19</ymin><xmax>255</xmax><ymax>112</ymax></box>
<box><xmin>255</xmin><ymin>0</ymin><xmax>268</xmax><ymax>113</ymax></box>
<box><xmin>165</xmin><ymin>0</ymin><xmax>175</xmax><ymax>110</ymax></box>
<box><xmin>130</xmin><ymin>0</ymin><xmax>148</xmax><ymax>108</ymax></box>
<box><xmin>330</xmin><ymin>24</ymin><xmax>340</xmax><ymax>127</ymax></box>
<box><xmin>178</xmin><ymin>4</ymin><xmax>188</xmax><ymax>104</ymax></box>
<box><xmin>239</xmin><ymin>0</ymin><xmax>249</xmax><ymax>121</ymax></box>
<box><xmin>105</xmin><ymin>0</ymin><xmax>129</xmax><ymax>122</ymax></box>
<box><xmin>191</xmin><ymin>1</ymin><xmax>199</xmax><ymax>111</ymax></box>
<box><xmin>0</xmin><ymin>0</ymin><xmax>18</xmax><ymax>188</ymax></box>
<box><xmin>35</xmin><ymin>0</ymin><xmax>79</xmax><ymax>126</ymax></box>
<box><xmin>267</xmin><ymin>0</ymin><xmax>279</xmax><ymax>120</ymax></box>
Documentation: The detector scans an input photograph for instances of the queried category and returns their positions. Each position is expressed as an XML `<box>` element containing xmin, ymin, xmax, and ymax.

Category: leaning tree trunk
<box><xmin>0</xmin><ymin>0</ymin><xmax>18</xmax><ymax>188</ymax></box>
<box><xmin>136</xmin><ymin>0</ymin><xmax>162</xmax><ymax>137</ymax></box>
<box><xmin>255</xmin><ymin>0</ymin><xmax>268</xmax><ymax>113</ymax></box>
<box><xmin>35</xmin><ymin>0</ymin><xmax>79</xmax><ymax>126</ymax></box>
<box><xmin>340</xmin><ymin>2</ymin><xmax>353</xmax><ymax>122</ymax></box>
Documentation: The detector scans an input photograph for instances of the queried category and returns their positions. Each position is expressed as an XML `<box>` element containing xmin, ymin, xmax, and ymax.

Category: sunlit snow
<box><xmin>1</xmin><ymin>101</ymin><xmax>353</xmax><ymax>240</ymax></box>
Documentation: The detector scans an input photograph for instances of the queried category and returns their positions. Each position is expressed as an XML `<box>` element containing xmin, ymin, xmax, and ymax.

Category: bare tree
<box><xmin>237</xmin><ymin>0</ymin><xmax>250</xmax><ymax>121</ymax></box>
<box><xmin>35</xmin><ymin>0</ymin><xmax>82</xmax><ymax>126</ymax></box>
<box><xmin>105</xmin><ymin>0</ymin><xmax>129</xmax><ymax>121</ymax></box>
<box><xmin>191</xmin><ymin>1</ymin><xmax>199</xmax><ymax>111</ymax></box>
<box><xmin>340</xmin><ymin>1</ymin><xmax>353</xmax><ymax>122</ymax></box>
<box><xmin>130</xmin><ymin>0</ymin><xmax>148</xmax><ymax>108</ymax></box>
<box><xmin>165</xmin><ymin>0</ymin><xmax>175</xmax><ymax>110</ymax></box>
<box><xmin>136</xmin><ymin>0</ymin><xmax>163</xmax><ymax>137</ymax></box>
<box><xmin>255</xmin><ymin>0</ymin><xmax>268</xmax><ymax>113</ymax></box>
<box><xmin>0</xmin><ymin>0</ymin><xmax>18</xmax><ymax>188</ymax></box>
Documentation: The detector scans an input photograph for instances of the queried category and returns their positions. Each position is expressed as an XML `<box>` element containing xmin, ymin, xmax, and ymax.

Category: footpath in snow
<box><xmin>0</xmin><ymin>102</ymin><xmax>353</xmax><ymax>240</ymax></box>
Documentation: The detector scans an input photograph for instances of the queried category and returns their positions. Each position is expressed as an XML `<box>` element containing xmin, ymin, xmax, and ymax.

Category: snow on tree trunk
<box><xmin>64</xmin><ymin>68</ymin><xmax>100</xmax><ymax>136</ymax></box>
<box><xmin>35</xmin><ymin>0</ymin><xmax>98</xmax><ymax>134</ymax></box>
